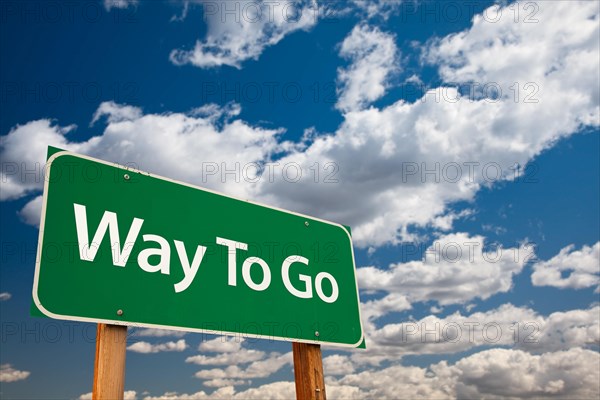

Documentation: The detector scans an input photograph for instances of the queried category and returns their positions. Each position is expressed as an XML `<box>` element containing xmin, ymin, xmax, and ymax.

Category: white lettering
<box><xmin>173</xmin><ymin>240</ymin><xmax>206</xmax><ymax>293</ymax></box>
<box><xmin>281</xmin><ymin>255</ymin><xmax>312</xmax><ymax>299</ymax></box>
<box><xmin>74</xmin><ymin>203</ymin><xmax>143</xmax><ymax>267</ymax></box>
<box><xmin>138</xmin><ymin>234</ymin><xmax>170</xmax><ymax>274</ymax></box>
<box><xmin>216</xmin><ymin>237</ymin><xmax>248</xmax><ymax>286</ymax></box>
<box><xmin>315</xmin><ymin>272</ymin><xmax>339</xmax><ymax>303</ymax></box>
<box><xmin>242</xmin><ymin>257</ymin><xmax>271</xmax><ymax>291</ymax></box>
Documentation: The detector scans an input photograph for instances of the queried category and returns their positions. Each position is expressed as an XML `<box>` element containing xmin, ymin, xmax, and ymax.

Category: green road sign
<box><xmin>33</xmin><ymin>149</ymin><xmax>364</xmax><ymax>348</ymax></box>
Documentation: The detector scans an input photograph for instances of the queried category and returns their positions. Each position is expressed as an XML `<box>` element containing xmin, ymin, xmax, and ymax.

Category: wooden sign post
<box><xmin>93</xmin><ymin>324</ymin><xmax>128</xmax><ymax>400</ymax></box>
<box><xmin>293</xmin><ymin>342</ymin><xmax>327</xmax><ymax>400</ymax></box>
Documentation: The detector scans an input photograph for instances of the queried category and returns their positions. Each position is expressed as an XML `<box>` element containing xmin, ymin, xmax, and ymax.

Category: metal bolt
<box><xmin>117</xmin><ymin>309</ymin><xmax>123</xmax><ymax>316</ymax></box>
<box><xmin>124</xmin><ymin>174</ymin><xmax>130</xmax><ymax>181</ymax></box>
<box><xmin>315</xmin><ymin>331</ymin><xmax>319</xmax><ymax>337</ymax></box>
<box><xmin>305</xmin><ymin>221</ymin><xmax>309</xmax><ymax>227</ymax></box>
<box><xmin>316</xmin><ymin>388</ymin><xmax>321</xmax><ymax>392</ymax></box>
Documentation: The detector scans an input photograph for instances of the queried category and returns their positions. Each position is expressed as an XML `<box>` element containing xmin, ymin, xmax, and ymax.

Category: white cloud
<box><xmin>142</xmin><ymin>389</ymin><xmax>222</xmax><ymax>400</ymax></box>
<box><xmin>127</xmin><ymin>339</ymin><xmax>187</xmax><ymax>353</ymax></box>
<box><xmin>255</xmin><ymin>1</ymin><xmax>599</xmax><ymax>247</ymax></box>
<box><xmin>222</xmin><ymin>382</ymin><xmax>294</xmax><ymax>399</ymax></box>
<box><xmin>186</xmin><ymin>349</ymin><xmax>265</xmax><ymax>366</ymax></box>
<box><xmin>143</xmin><ymin>381</ymin><xmax>371</xmax><ymax>399</ymax></box>
<box><xmin>170</xmin><ymin>1</ymin><xmax>190</xmax><ymax>22</ymax></box>
<box><xmin>323</xmin><ymin>354</ymin><xmax>355</xmax><ymax>376</ymax></box>
<box><xmin>452</xmin><ymin>348</ymin><xmax>600</xmax><ymax>399</ymax></box>
<box><xmin>357</xmin><ymin>233</ymin><xmax>533</xmax><ymax>305</ymax></box>
<box><xmin>426</xmin><ymin>1</ymin><xmax>599</xmax><ymax>130</ymax></box>
<box><xmin>334</xmin><ymin>347</ymin><xmax>600</xmax><ymax>400</ymax></box>
<box><xmin>360</xmin><ymin>293</ymin><xmax>411</xmax><ymax>332</ymax></box>
<box><xmin>0</xmin><ymin>120</ymin><xmax>79</xmax><ymax>201</ymax></box>
<box><xmin>532</xmin><ymin>242</ymin><xmax>600</xmax><ymax>290</ymax></box>
<box><xmin>103</xmin><ymin>0</ymin><xmax>138</xmax><ymax>12</ymax></box>
<box><xmin>170</xmin><ymin>0</ymin><xmax>318</xmax><ymax>69</ymax></box>
<box><xmin>336</xmin><ymin>24</ymin><xmax>399</xmax><ymax>112</ymax></box>
<box><xmin>521</xmin><ymin>306</ymin><xmax>600</xmax><ymax>353</ymax></box>
<box><xmin>142</xmin><ymin>346</ymin><xmax>600</xmax><ymax>399</ymax></box>
<box><xmin>351</xmin><ymin>0</ymin><xmax>403</xmax><ymax>20</ymax></box>
<box><xmin>132</xmin><ymin>328</ymin><xmax>187</xmax><ymax>338</ymax></box>
<box><xmin>91</xmin><ymin>101</ymin><xmax>143</xmax><ymax>125</ymax></box>
<box><xmin>2</xmin><ymin>3</ymin><xmax>599</xmax><ymax>248</ymax></box>
<box><xmin>194</xmin><ymin>352</ymin><xmax>292</xmax><ymax>381</ymax></box>
<box><xmin>203</xmin><ymin>379</ymin><xmax>248</xmax><ymax>388</ymax></box>
<box><xmin>362</xmin><ymin>304</ymin><xmax>599</xmax><ymax>362</ymax></box>
<box><xmin>17</xmin><ymin>195</ymin><xmax>42</xmax><ymax>227</ymax></box>
<box><xmin>79</xmin><ymin>390</ymin><xmax>137</xmax><ymax>400</ymax></box>
<box><xmin>332</xmin><ymin>362</ymin><xmax>454</xmax><ymax>399</ymax></box>
<box><xmin>0</xmin><ymin>364</ymin><xmax>30</xmax><ymax>382</ymax></box>
<box><xmin>143</xmin><ymin>382</ymin><xmax>294</xmax><ymax>400</ymax></box>
<box><xmin>0</xmin><ymin>292</ymin><xmax>11</xmax><ymax>301</ymax></box>
<box><xmin>198</xmin><ymin>337</ymin><xmax>244</xmax><ymax>353</ymax></box>
<box><xmin>0</xmin><ymin>102</ymin><xmax>284</xmax><ymax>226</ymax></box>
<box><xmin>430</xmin><ymin>305</ymin><xmax>443</xmax><ymax>314</ymax></box>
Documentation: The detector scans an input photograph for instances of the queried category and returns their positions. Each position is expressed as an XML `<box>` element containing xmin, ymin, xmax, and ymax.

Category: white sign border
<box><xmin>32</xmin><ymin>150</ymin><xmax>365</xmax><ymax>349</ymax></box>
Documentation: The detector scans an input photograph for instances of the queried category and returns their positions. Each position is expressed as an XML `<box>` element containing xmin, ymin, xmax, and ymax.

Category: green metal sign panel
<box><xmin>33</xmin><ymin>149</ymin><xmax>364</xmax><ymax>348</ymax></box>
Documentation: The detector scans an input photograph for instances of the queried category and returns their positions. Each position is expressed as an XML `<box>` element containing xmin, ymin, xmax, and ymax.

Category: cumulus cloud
<box><xmin>79</xmin><ymin>390</ymin><xmax>137</xmax><ymax>400</ymax></box>
<box><xmin>0</xmin><ymin>120</ymin><xmax>79</xmax><ymax>201</ymax></box>
<box><xmin>17</xmin><ymin>195</ymin><xmax>42</xmax><ymax>227</ymax></box>
<box><xmin>170</xmin><ymin>0</ymin><xmax>318</xmax><ymax>69</ymax></box>
<box><xmin>143</xmin><ymin>382</ymin><xmax>294</xmax><ymax>400</ymax></box>
<box><xmin>323</xmin><ymin>354</ymin><xmax>355</xmax><ymax>376</ymax></box>
<box><xmin>336</xmin><ymin>24</ymin><xmax>399</xmax><ymax>112</ymax></box>
<box><xmin>91</xmin><ymin>101</ymin><xmax>143</xmax><ymax>125</ymax></box>
<box><xmin>132</xmin><ymin>328</ymin><xmax>187</xmax><ymax>338</ymax></box>
<box><xmin>0</xmin><ymin>101</ymin><xmax>284</xmax><ymax>225</ymax></box>
<box><xmin>194</xmin><ymin>352</ymin><xmax>292</xmax><ymax>382</ymax></box>
<box><xmin>351</xmin><ymin>0</ymin><xmax>403</xmax><ymax>20</ymax></box>
<box><xmin>186</xmin><ymin>349</ymin><xmax>265</xmax><ymax>366</ymax></box>
<box><xmin>0</xmin><ymin>364</ymin><xmax>30</xmax><ymax>382</ymax></box>
<box><xmin>2</xmin><ymin>2</ymin><xmax>598</xmax><ymax>248</ymax></box>
<box><xmin>532</xmin><ymin>242</ymin><xmax>600</xmax><ymax>290</ymax></box>
<box><xmin>426</xmin><ymin>1</ymin><xmax>599</xmax><ymax>129</ymax></box>
<box><xmin>331</xmin><ymin>362</ymin><xmax>454</xmax><ymax>399</ymax></box>
<box><xmin>127</xmin><ymin>339</ymin><xmax>187</xmax><ymax>353</ymax></box>
<box><xmin>138</xmin><ymin>346</ymin><xmax>600</xmax><ymax>399</ymax></box>
<box><xmin>357</xmin><ymin>233</ymin><xmax>533</xmax><ymax>306</ymax></box>
<box><xmin>255</xmin><ymin>1</ymin><xmax>599</xmax><ymax>246</ymax></box>
<box><xmin>103</xmin><ymin>0</ymin><xmax>138</xmax><ymax>12</ymax></box>
<box><xmin>452</xmin><ymin>348</ymin><xmax>600</xmax><ymax>399</ymax></box>
<box><xmin>360</xmin><ymin>304</ymin><xmax>600</xmax><ymax>365</ymax></box>
<box><xmin>360</xmin><ymin>293</ymin><xmax>411</xmax><ymax>328</ymax></box>
<box><xmin>202</xmin><ymin>379</ymin><xmax>249</xmax><ymax>388</ymax></box>
<box><xmin>198</xmin><ymin>337</ymin><xmax>245</xmax><ymax>353</ymax></box>
<box><xmin>0</xmin><ymin>292</ymin><xmax>11</xmax><ymax>301</ymax></box>
<box><xmin>335</xmin><ymin>347</ymin><xmax>600</xmax><ymax>400</ymax></box>
<box><xmin>521</xmin><ymin>306</ymin><xmax>600</xmax><ymax>353</ymax></box>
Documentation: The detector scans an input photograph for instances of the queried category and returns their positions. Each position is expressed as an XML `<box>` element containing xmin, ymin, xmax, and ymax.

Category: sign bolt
<box><xmin>314</xmin><ymin>331</ymin><xmax>319</xmax><ymax>337</ymax></box>
<box><xmin>305</xmin><ymin>221</ymin><xmax>309</xmax><ymax>227</ymax></box>
<box><xmin>117</xmin><ymin>309</ymin><xmax>123</xmax><ymax>316</ymax></box>
<box><xmin>124</xmin><ymin>174</ymin><xmax>130</xmax><ymax>181</ymax></box>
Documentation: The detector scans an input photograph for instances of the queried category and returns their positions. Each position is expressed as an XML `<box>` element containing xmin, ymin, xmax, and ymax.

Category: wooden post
<box><xmin>293</xmin><ymin>342</ymin><xmax>326</xmax><ymax>400</ymax></box>
<box><xmin>93</xmin><ymin>323</ymin><xmax>128</xmax><ymax>400</ymax></box>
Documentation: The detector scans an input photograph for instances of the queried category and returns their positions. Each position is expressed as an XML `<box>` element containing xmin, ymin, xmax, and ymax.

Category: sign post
<box><xmin>293</xmin><ymin>342</ymin><xmax>327</xmax><ymax>400</ymax></box>
<box><xmin>93</xmin><ymin>324</ymin><xmax>127</xmax><ymax>400</ymax></box>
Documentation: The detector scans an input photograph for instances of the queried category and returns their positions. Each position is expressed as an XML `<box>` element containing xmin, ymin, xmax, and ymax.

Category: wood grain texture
<box><xmin>293</xmin><ymin>342</ymin><xmax>327</xmax><ymax>400</ymax></box>
<box><xmin>93</xmin><ymin>324</ymin><xmax>127</xmax><ymax>400</ymax></box>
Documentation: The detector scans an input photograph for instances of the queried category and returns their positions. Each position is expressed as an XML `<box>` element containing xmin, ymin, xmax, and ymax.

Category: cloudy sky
<box><xmin>1</xmin><ymin>0</ymin><xmax>599</xmax><ymax>398</ymax></box>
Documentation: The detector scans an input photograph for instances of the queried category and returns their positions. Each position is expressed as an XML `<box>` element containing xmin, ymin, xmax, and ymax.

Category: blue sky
<box><xmin>1</xmin><ymin>0</ymin><xmax>599</xmax><ymax>398</ymax></box>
